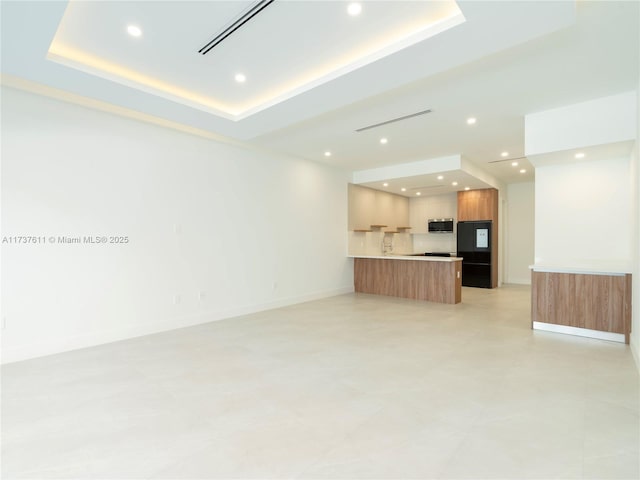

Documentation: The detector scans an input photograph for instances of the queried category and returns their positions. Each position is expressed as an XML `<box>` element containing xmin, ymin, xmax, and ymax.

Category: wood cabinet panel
<box><xmin>457</xmin><ymin>189</ymin><xmax>498</xmax><ymax>222</ymax></box>
<box><xmin>531</xmin><ymin>271</ymin><xmax>632</xmax><ymax>343</ymax></box>
<box><xmin>354</xmin><ymin>258</ymin><xmax>462</xmax><ymax>304</ymax></box>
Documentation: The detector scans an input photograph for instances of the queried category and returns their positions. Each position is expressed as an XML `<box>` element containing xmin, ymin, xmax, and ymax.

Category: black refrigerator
<box><xmin>457</xmin><ymin>221</ymin><xmax>492</xmax><ymax>288</ymax></box>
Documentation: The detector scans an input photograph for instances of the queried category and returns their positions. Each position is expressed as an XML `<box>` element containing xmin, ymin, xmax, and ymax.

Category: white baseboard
<box><xmin>533</xmin><ymin>321</ymin><xmax>626</xmax><ymax>343</ymax></box>
<box><xmin>1</xmin><ymin>285</ymin><xmax>354</xmax><ymax>365</ymax></box>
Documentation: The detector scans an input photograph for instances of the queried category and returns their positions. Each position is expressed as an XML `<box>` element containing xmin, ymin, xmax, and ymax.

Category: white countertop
<box><xmin>349</xmin><ymin>254</ymin><xmax>462</xmax><ymax>262</ymax></box>
<box><xmin>529</xmin><ymin>262</ymin><xmax>632</xmax><ymax>276</ymax></box>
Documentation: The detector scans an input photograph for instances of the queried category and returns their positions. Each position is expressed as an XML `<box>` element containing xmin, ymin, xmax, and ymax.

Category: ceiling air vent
<box><xmin>199</xmin><ymin>0</ymin><xmax>274</xmax><ymax>55</ymax></box>
<box><xmin>355</xmin><ymin>109</ymin><xmax>432</xmax><ymax>132</ymax></box>
<box><xmin>488</xmin><ymin>156</ymin><xmax>527</xmax><ymax>164</ymax></box>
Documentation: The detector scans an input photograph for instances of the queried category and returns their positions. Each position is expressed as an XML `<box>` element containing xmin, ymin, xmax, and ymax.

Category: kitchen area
<box><xmin>348</xmin><ymin>182</ymin><xmax>499</xmax><ymax>305</ymax></box>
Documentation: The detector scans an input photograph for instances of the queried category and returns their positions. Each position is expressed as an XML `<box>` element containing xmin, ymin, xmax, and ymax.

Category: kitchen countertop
<box><xmin>349</xmin><ymin>254</ymin><xmax>462</xmax><ymax>262</ymax></box>
<box><xmin>529</xmin><ymin>262</ymin><xmax>632</xmax><ymax>276</ymax></box>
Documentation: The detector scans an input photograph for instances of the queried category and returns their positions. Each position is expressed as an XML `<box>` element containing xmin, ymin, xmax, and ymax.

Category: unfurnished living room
<box><xmin>1</xmin><ymin>1</ymin><xmax>639</xmax><ymax>479</ymax></box>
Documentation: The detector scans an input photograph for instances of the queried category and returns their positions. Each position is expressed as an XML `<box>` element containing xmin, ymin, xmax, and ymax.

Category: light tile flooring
<box><xmin>2</xmin><ymin>285</ymin><xmax>639</xmax><ymax>479</ymax></box>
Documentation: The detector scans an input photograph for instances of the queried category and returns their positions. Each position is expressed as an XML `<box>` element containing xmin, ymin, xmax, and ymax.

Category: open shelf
<box><xmin>352</xmin><ymin>225</ymin><xmax>411</xmax><ymax>233</ymax></box>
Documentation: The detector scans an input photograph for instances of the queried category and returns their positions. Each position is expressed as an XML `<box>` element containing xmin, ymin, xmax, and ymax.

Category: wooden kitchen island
<box><xmin>350</xmin><ymin>255</ymin><xmax>463</xmax><ymax>304</ymax></box>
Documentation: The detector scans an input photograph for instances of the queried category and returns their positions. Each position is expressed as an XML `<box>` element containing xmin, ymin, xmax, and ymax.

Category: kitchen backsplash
<box><xmin>412</xmin><ymin>232</ymin><xmax>456</xmax><ymax>254</ymax></box>
<box><xmin>348</xmin><ymin>230</ymin><xmax>456</xmax><ymax>256</ymax></box>
<box><xmin>348</xmin><ymin>231</ymin><xmax>413</xmax><ymax>255</ymax></box>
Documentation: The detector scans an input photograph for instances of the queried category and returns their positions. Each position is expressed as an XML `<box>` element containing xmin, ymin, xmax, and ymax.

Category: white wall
<box><xmin>631</xmin><ymin>80</ymin><xmax>640</xmax><ymax>369</ymax></box>
<box><xmin>525</xmin><ymin>91</ymin><xmax>637</xmax><ymax>156</ymax></box>
<box><xmin>505</xmin><ymin>182</ymin><xmax>534</xmax><ymax>284</ymax></box>
<box><xmin>0</xmin><ymin>87</ymin><xmax>353</xmax><ymax>364</ymax></box>
<box><xmin>534</xmin><ymin>156</ymin><xmax>632</xmax><ymax>269</ymax></box>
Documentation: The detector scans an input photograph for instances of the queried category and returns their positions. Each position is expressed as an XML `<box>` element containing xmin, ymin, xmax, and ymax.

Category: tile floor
<box><xmin>2</xmin><ymin>285</ymin><xmax>639</xmax><ymax>479</ymax></box>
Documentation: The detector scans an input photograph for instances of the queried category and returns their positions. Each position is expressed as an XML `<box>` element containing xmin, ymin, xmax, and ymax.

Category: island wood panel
<box><xmin>354</xmin><ymin>258</ymin><xmax>462</xmax><ymax>304</ymax></box>
<box><xmin>531</xmin><ymin>271</ymin><xmax>632</xmax><ymax>343</ymax></box>
<box><xmin>490</xmin><ymin>220</ymin><xmax>498</xmax><ymax>289</ymax></box>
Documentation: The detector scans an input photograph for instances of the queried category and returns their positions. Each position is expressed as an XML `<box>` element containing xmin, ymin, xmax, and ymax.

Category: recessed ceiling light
<box><xmin>465</xmin><ymin>187</ymin><xmax>470</xmax><ymax>191</ymax></box>
<box><xmin>383</xmin><ymin>183</ymin><xmax>389</xmax><ymax>187</ymax></box>
<box><xmin>127</xmin><ymin>25</ymin><xmax>142</xmax><ymax>37</ymax></box>
<box><xmin>575</xmin><ymin>152</ymin><xmax>585</xmax><ymax>159</ymax></box>
<box><xmin>452</xmin><ymin>181</ymin><xmax>458</xmax><ymax>186</ymax></box>
<box><xmin>437</xmin><ymin>175</ymin><xmax>444</xmax><ymax>180</ymax></box>
<box><xmin>501</xmin><ymin>152</ymin><xmax>509</xmax><ymax>157</ymax></box>
<box><xmin>347</xmin><ymin>3</ymin><xmax>362</xmax><ymax>16</ymax></box>
<box><xmin>520</xmin><ymin>169</ymin><xmax>526</xmax><ymax>173</ymax></box>
<box><xmin>511</xmin><ymin>161</ymin><xmax>519</xmax><ymax>167</ymax></box>
<box><xmin>466</xmin><ymin>117</ymin><xmax>477</xmax><ymax>125</ymax></box>
<box><xmin>324</xmin><ymin>151</ymin><xmax>331</xmax><ymax>157</ymax></box>
<box><xmin>234</xmin><ymin>73</ymin><xmax>246</xmax><ymax>83</ymax></box>
<box><xmin>416</xmin><ymin>192</ymin><xmax>421</xmax><ymax>196</ymax></box>
<box><xmin>401</xmin><ymin>188</ymin><xmax>406</xmax><ymax>192</ymax></box>
<box><xmin>380</xmin><ymin>138</ymin><xmax>388</xmax><ymax>144</ymax></box>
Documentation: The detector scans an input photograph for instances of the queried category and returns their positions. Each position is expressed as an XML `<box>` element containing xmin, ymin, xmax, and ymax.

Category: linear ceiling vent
<box><xmin>487</xmin><ymin>156</ymin><xmax>527</xmax><ymax>164</ymax></box>
<box><xmin>411</xmin><ymin>185</ymin><xmax>444</xmax><ymax>191</ymax></box>
<box><xmin>355</xmin><ymin>109</ymin><xmax>432</xmax><ymax>132</ymax></box>
<box><xmin>199</xmin><ymin>0</ymin><xmax>274</xmax><ymax>55</ymax></box>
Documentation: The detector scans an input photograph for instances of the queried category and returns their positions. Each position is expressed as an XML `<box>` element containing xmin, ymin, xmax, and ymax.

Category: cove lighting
<box><xmin>49</xmin><ymin>1</ymin><xmax>465</xmax><ymax>121</ymax></box>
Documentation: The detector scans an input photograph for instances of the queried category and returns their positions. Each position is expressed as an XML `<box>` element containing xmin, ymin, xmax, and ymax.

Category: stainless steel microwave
<box><xmin>428</xmin><ymin>218</ymin><xmax>454</xmax><ymax>233</ymax></box>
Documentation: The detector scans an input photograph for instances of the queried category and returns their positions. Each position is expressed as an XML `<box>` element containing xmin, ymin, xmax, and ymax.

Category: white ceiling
<box><xmin>1</xmin><ymin>1</ymin><xmax>638</xmax><ymax>193</ymax></box>
<box><xmin>48</xmin><ymin>0</ymin><xmax>464</xmax><ymax>119</ymax></box>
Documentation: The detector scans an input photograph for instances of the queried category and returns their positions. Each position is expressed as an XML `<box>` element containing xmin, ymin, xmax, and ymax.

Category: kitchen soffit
<box><xmin>47</xmin><ymin>0</ymin><xmax>464</xmax><ymax>121</ymax></box>
<box><xmin>359</xmin><ymin>170</ymin><xmax>494</xmax><ymax>198</ymax></box>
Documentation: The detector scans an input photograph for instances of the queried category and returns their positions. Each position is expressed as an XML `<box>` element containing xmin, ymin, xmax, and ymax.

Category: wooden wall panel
<box><xmin>457</xmin><ymin>189</ymin><xmax>498</xmax><ymax>222</ymax></box>
<box><xmin>531</xmin><ymin>271</ymin><xmax>632</xmax><ymax>343</ymax></box>
<box><xmin>354</xmin><ymin>258</ymin><xmax>462</xmax><ymax>304</ymax></box>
